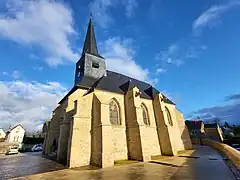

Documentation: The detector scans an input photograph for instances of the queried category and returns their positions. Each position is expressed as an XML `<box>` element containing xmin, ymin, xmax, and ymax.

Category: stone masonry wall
<box><xmin>175</xmin><ymin>109</ymin><xmax>192</xmax><ymax>150</ymax></box>
<box><xmin>94</xmin><ymin>90</ymin><xmax>128</xmax><ymax>167</ymax></box>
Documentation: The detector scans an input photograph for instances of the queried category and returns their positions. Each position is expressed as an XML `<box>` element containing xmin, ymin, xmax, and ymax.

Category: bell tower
<box><xmin>75</xmin><ymin>14</ymin><xmax>107</xmax><ymax>85</ymax></box>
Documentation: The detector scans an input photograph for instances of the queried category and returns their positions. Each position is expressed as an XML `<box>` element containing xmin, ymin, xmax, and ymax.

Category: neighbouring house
<box><xmin>5</xmin><ymin>124</ymin><xmax>25</xmax><ymax>144</ymax></box>
<box><xmin>204</xmin><ymin>123</ymin><xmax>224</xmax><ymax>142</ymax></box>
<box><xmin>185</xmin><ymin>120</ymin><xmax>224</xmax><ymax>142</ymax></box>
<box><xmin>43</xmin><ymin>16</ymin><xmax>192</xmax><ymax>168</ymax></box>
<box><xmin>0</xmin><ymin>129</ymin><xmax>6</xmax><ymax>140</ymax></box>
<box><xmin>222</xmin><ymin>127</ymin><xmax>234</xmax><ymax>138</ymax></box>
<box><xmin>185</xmin><ymin>120</ymin><xmax>205</xmax><ymax>138</ymax></box>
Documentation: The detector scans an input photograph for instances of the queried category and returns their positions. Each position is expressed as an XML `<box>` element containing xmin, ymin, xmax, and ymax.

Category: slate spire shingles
<box><xmin>82</xmin><ymin>14</ymin><xmax>101</xmax><ymax>57</ymax></box>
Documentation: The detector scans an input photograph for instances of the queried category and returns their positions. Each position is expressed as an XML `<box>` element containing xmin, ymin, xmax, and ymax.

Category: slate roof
<box><xmin>81</xmin><ymin>15</ymin><xmax>103</xmax><ymax>59</ymax></box>
<box><xmin>58</xmin><ymin>16</ymin><xmax>175</xmax><ymax>105</ymax></box>
<box><xmin>185</xmin><ymin>120</ymin><xmax>203</xmax><ymax>130</ymax></box>
<box><xmin>59</xmin><ymin>70</ymin><xmax>175</xmax><ymax>105</ymax></box>
<box><xmin>204</xmin><ymin>123</ymin><xmax>218</xmax><ymax>128</ymax></box>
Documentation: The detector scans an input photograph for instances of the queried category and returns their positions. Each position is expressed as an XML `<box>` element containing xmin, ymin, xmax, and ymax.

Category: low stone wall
<box><xmin>192</xmin><ymin>138</ymin><xmax>240</xmax><ymax>169</ymax></box>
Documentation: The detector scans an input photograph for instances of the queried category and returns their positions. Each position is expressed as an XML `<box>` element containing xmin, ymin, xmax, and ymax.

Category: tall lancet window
<box><xmin>165</xmin><ymin>107</ymin><xmax>173</xmax><ymax>126</ymax></box>
<box><xmin>141</xmin><ymin>104</ymin><xmax>150</xmax><ymax>126</ymax></box>
<box><xmin>109</xmin><ymin>99</ymin><xmax>120</xmax><ymax>125</ymax></box>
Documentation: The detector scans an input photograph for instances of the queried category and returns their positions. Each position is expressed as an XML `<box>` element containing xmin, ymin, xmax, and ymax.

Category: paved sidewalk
<box><xmin>170</xmin><ymin>145</ymin><xmax>236</xmax><ymax>180</ymax></box>
<box><xmin>13</xmin><ymin>145</ymin><xmax>236</xmax><ymax>180</ymax></box>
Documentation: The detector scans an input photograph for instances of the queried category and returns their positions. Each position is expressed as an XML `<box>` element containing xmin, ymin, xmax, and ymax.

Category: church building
<box><xmin>43</xmin><ymin>16</ymin><xmax>192</xmax><ymax>168</ymax></box>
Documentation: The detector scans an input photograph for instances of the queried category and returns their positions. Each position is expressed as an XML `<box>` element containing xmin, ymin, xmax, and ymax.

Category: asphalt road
<box><xmin>0</xmin><ymin>152</ymin><xmax>64</xmax><ymax>179</ymax></box>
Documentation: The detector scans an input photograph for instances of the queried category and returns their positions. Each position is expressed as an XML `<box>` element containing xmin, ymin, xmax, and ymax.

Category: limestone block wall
<box><xmin>45</xmin><ymin>105</ymin><xmax>63</xmax><ymax>154</ymax></box>
<box><xmin>165</xmin><ymin>104</ymin><xmax>185</xmax><ymax>153</ymax></box>
<box><xmin>125</xmin><ymin>87</ymin><xmax>161</xmax><ymax>161</ymax></box>
<box><xmin>94</xmin><ymin>90</ymin><xmax>128</xmax><ymax>166</ymax></box>
<box><xmin>140</xmin><ymin>99</ymin><xmax>161</xmax><ymax>157</ymax></box>
<box><xmin>153</xmin><ymin>94</ymin><xmax>174</xmax><ymax>155</ymax></box>
<box><xmin>125</xmin><ymin>88</ymin><xmax>143</xmax><ymax>161</ymax></box>
<box><xmin>57</xmin><ymin>96</ymin><xmax>76</xmax><ymax>164</ymax></box>
<box><xmin>57</xmin><ymin>122</ymin><xmax>70</xmax><ymax>164</ymax></box>
<box><xmin>175</xmin><ymin>109</ymin><xmax>192</xmax><ymax>150</ymax></box>
<box><xmin>91</xmin><ymin>94</ymin><xmax>102</xmax><ymax>167</ymax></box>
<box><xmin>67</xmin><ymin>89</ymin><xmax>92</xmax><ymax>168</ymax></box>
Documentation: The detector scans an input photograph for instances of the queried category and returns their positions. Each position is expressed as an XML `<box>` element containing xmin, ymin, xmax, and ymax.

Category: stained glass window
<box><xmin>141</xmin><ymin>104</ymin><xmax>150</xmax><ymax>126</ymax></box>
<box><xmin>109</xmin><ymin>99</ymin><xmax>120</xmax><ymax>125</ymax></box>
<box><xmin>165</xmin><ymin>107</ymin><xmax>173</xmax><ymax>126</ymax></box>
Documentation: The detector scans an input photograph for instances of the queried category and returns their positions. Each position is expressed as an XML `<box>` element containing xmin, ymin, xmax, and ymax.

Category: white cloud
<box><xmin>33</xmin><ymin>65</ymin><xmax>43</xmax><ymax>72</ymax></box>
<box><xmin>90</xmin><ymin>0</ymin><xmax>138</xmax><ymax>28</ymax></box>
<box><xmin>123</xmin><ymin>0</ymin><xmax>138</xmax><ymax>18</ymax></box>
<box><xmin>100</xmin><ymin>37</ymin><xmax>155</xmax><ymax>84</ymax></box>
<box><xmin>2</xmin><ymin>70</ymin><xmax>21</xmax><ymax>79</ymax></box>
<box><xmin>0</xmin><ymin>80</ymin><xmax>67</xmax><ymax>132</ymax></box>
<box><xmin>156</xmin><ymin>68</ymin><xmax>166</xmax><ymax>74</ymax></box>
<box><xmin>2</xmin><ymin>72</ymin><xmax>8</xmax><ymax>75</ymax></box>
<box><xmin>156</xmin><ymin>38</ymin><xmax>208</xmax><ymax>67</ymax></box>
<box><xmin>89</xmin><ymin>0</ymin><xmax>115</xmax><ymax>28</ymax></box>
<box><xmin>29</xmin><ymin>54</ymin><xmax>39</xmax><ymax>60</ymax></box>
<box><xmin>193</xmin><ymin>1</ymin><xmax>240</xmax><ymax>34</ymax></box>
<box><xmin>0</xmin><ymin>0</ymin><xmax>78</xmax><ymax>66</ymax></box>
<box><xmin>12</xmin><ymin>70</ymin><xmax>21</xmax><ymax>79</ymax></box>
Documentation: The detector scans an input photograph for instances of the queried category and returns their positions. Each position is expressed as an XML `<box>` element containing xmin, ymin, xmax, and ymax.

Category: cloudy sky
<box><xmin>0</xmin><ymin>0</ymin><xmax>240</xmax><ymax>131</ymax></box>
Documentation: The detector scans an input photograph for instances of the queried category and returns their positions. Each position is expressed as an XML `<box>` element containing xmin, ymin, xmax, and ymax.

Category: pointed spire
<box><xmin>82</xmin><ymin>13</ymin><xmax>100</xmax><ymax>57</ymax></box>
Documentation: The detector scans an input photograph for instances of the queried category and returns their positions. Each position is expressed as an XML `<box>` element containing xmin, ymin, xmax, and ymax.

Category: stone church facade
<box><xmin>43</xmin><ymin>16</ymin><xmax>192</xmax><ymax>168</ymax></box>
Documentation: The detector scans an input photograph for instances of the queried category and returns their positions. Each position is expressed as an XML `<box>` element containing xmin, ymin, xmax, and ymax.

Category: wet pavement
<box><xmin>0</xmin><ymin>152</ymin><xmax>64</xmax><ymax>179</ymax></box>
<box><xmin>0</xmin><ymin>146</ymin><xmax>237</xmax><ymax>180</ymax></box>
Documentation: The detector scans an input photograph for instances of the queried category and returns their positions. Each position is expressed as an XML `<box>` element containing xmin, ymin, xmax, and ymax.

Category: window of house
<box><xmin>109</xmin><ymin>99</ymin><xmax>121</xmax><ymax>125</ymax></box>
<box><xmin>165</xmin><ymin>107</ymin><xmax>173</xmax><ymax>126</ymax></box>
<box><xmin>141</xmin><ymin>104</ymin><xmax>150</xmax><ymax>126</ymax></box>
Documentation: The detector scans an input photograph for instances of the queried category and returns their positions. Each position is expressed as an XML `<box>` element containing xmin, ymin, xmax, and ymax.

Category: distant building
<box><xmin>0</xmin><ymin>129</ymin><xmax>6</xmax><ymax>139</ymax></box>
<box><xmin>185</xmin><ymin>120</ymin><xmax>224</xmax><ymax>142</ymax></box>
<box><xmin>5</xmin><ymin>124</ymin><xmax>25</xmax><ymax>144</ymax></box>
<box><xmin>204</xmin><ymin>123</ymin><xmax>224</xmax><ymax>142</ymax></box>
<box><xmin>185</xmin><ymin>120</ymin><xmax>205</xmax><ymax>138</ymax></box>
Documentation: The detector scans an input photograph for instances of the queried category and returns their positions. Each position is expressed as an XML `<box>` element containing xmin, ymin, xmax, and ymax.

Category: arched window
<box><xmin>165</xmin><ymin>107</ymin><xmax>173</xmax><ymax>126</ymax></box>
<box><xmin>141</xmin><ymin>104</ymin><xmax>150</xmax><ymax>126</ymax></box>
<box><xmin>109</xmin><ymin>99</ymin><xmax>121</xmax><ymax>125</ymax></box>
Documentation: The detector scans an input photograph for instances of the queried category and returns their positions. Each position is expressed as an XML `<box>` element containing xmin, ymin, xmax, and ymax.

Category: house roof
<box><xmin>185</xmin><ymin>120</ymin><xmax>203</xmax><ymax>130</ymax></box>
<box><xmin>204</xmin><ymin>123</ymin><xmax>218</xmax><ymax>128</ymax></box>
<box><xmin>59</xmin><ymin>70</ymin><xmax>175</xmax><ymax>105</ymax></box>
<box><xmin>7</xmin><ymin>124</ymin><xmax>25</xmax><ymax>132</ymax></box>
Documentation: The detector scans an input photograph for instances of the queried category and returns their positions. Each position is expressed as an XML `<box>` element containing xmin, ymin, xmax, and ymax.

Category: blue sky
<box><xmin>0</xmin><ymin>0</ymin><xmax>240</xmax><ymax>131</ymax></box>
